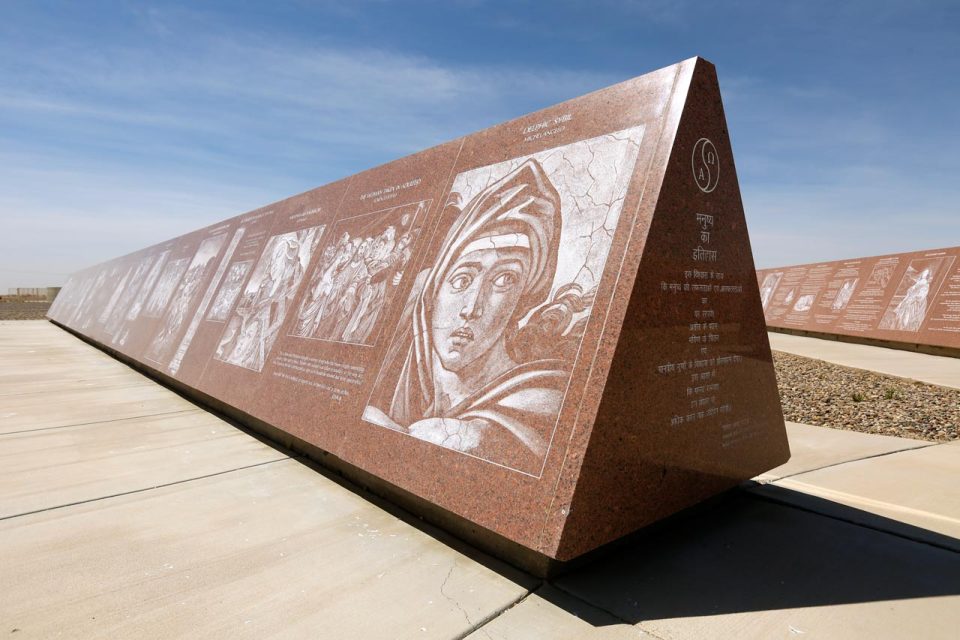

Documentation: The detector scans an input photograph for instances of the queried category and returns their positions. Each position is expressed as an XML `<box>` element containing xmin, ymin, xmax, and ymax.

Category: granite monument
<box><xmin>758</xmin><ymin>246</ymin><xmax>960</xmax><ymax>355</ymax></box>
<box><xmin>48</xmin><ymin>57</ymin><xmax>789</xmax><ymax>571</ymax></box>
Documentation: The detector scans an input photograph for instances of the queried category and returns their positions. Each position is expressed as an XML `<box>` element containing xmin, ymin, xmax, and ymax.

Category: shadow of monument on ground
<box><xmin>186</xmin><ymin>406</ymin><xmax>960</xmax><ymax>627</ymax></box>
<box><xmin>542</xmin><ymin>488</ymin><xmax>960</xmax><ymax>625</ymax></box>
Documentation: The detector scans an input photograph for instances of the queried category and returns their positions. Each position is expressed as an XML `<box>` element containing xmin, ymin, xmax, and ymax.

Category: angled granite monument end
<box><xmin>48</xmin><ymin>56</ymin><xmax>789</xmax><ymax>571</ymax></box>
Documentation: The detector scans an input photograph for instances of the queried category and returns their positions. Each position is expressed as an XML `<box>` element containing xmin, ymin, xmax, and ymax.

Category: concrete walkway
<box><xmin>2</xmin><ymin>320</ymin><xmax>959</xmax><ymax>639</ymax></box>
<box><xmin>769</xmin><ymin>331</ymin><xmax>960</xmax><ymax>389</ymax></box>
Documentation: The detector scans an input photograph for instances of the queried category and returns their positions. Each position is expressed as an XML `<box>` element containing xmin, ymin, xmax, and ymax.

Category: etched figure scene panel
<box><xmin>168</xmin><ymin>227</ymin><xmax>250</xmax><ymax>375</ymax></box>
<box><xmin>793</xmin><ymin>294</ymin><xmax>815</xmax><ymax>312</ymax></box>
<box><xmin>363</xmin><ymin>125</ymin><xmax>647</xmax><ymax>476</ymax></box>
<box><xmin>867</xmin><ymin>261</ymin><xmax>897</xmax><ymax>290</ymax></box>
<box><xmin>97</xmin><ymin>261</ymin><xmax>135</xmax><ymax>328</ymax></box>
<box><xmin>216</xmin><ymin>225</ymin><xmax>326</xmax><ymax>372</ymax></box>
<box><xmin>125</xmin><ymin>250</ymin><xmax>169</xmax><ymax>322</ymax></box>
<box><xmin>759</xmin><ymin>272</ymin><xmax>782</xmax><ymax>310</ymax></box>
<box><xmin>208</xmin><ymin>260</ymin><xmax>253</xmax><ymax>322</ymax></box>
<box><xmin>63</xmin><ymin>274</ymin><xmax>97</xmax><ymax>327</ymax></box>
<box><xmin>291</xmin><ymin>200</ymin><xmax>429</xmax><ymax>347</ymax></box>
<box><xmin>878</xmin><ymin>256</ymin><xmax>956</xmax><ymax>332</ymax></box>
<box><xmin>102</xmin><ymin>255</ymin><xmax>155</xmax><ymax>338</ymax></box>
<box><xmin>832</xmin><ymin>278</ymin><xmax>858</xmax><ymax>311</ymax></box>
<box><xmin>143</xmin><ymin>257</ymin><xmax>189</xmax><ymax>318</ymax></box>
<box><xmin>112</xmin><ymin>249</ymin><xmax>171</xmax><ymax>347</ymax></box>
<box><xmin>76</xmin><ymin>266</ymin><xmax>122</xmax><ymax>330</ymax></box>
<box><xmin>145</xmin><ymin>234</ymin><xmax>228</xmax><ymax>365</ymax></box>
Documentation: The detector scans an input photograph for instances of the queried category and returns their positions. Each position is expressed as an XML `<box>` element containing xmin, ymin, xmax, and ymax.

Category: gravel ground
<box><xmin>773</xmin><ymin>350</ymin><xmax>959</xmax><ymax>443</ymax></box>
<box><xmin>0</xmin><ymin>301</ymin><xmax>51</xmax><ymax>320</ymax></box>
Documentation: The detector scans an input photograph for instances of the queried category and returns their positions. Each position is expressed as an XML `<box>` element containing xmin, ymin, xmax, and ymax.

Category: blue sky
<box><xmin>1</xmin><ymin>1</ymin><xmax>958</xmax><ymax>291</ymax></box>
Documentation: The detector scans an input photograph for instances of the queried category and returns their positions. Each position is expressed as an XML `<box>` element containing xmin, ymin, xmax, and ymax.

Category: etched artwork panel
<box><xmin>216</xmin><ymin>225</ymin><xmax>325</xmax><ymax>371</ymax></box>
<box><xmin>759</xmin><ymin>271</ymin><xmax>782</xmax><ymax>310</ymax></box>
<box><xmin>145</xmin><ymin>234</ymin><xmax>228</xmax><ymax>364</ymax></box>
<box><xmin>102</xmin><ymin>255</ymin><xmax>155</xmax><ymax>337</ymax></box>
<box><xmin>77</xmin><ymin>267</ymin><xmax>121</xmax><ymax>330</ymax></box>
<box><xmin>168</xmin><ymin>228</ymin><xmax>248</xmax><ymax>374</ymax></box>
<box><xmin>97</xmin><ymin>266</ymin><xmax>133</xmax><ymax>326</ymax></box>
<box><xmin>208</xmin><ymin>260</ymin><xmax>253</xmax><ymax>322</ymax></box>
<box><xmin>143</xmin><ymin>258</ymin><xmax>189</xmax><ymax>318</ymax></box>
<box><xmin>867</xmin><ymin>261</ymin><xmax>896</xmax><ymax>289</ymax></box>
<box><xmin>793</xmin><ymin>294</ymin><xmax>815</xmax><ymax>312</ymax></box>
<box><xmin>878</xmin><ymin>256</ymin><xmax>955</xmax><ymax>331</ymax></box>
<box><xmin>363</xmin><ymin>126</ymin><xmax>646</xmax><ymax>474</ymax></box>
<box><xmin>832</xmin><ymin>278</ymin><xmax>858</xmax><ymax>311</ymax></box>
<box><xmin>64</xmin><ymin>274</ymin><xmax>96</xmax><ymax>327</ymax></box>
<box><xmin>124</xmin><ymin>251</ymin><xmax>169</xmax><ymax>322</ymax></box>
<box><xmin>291</xmin><ymin>200</ymin><xmax>427</xmax><ymax>346</ymax></box>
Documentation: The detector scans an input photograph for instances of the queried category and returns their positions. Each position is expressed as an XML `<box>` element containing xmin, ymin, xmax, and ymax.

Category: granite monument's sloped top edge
<box><xmin>757</xmin><ymin>246</ymin><xmax>960</xmax><ymax>351</ymax></box>
<box><xmin>48</xmin><ymin>56</ymin><xmax>788</xmax><ymax>563</ymax></box>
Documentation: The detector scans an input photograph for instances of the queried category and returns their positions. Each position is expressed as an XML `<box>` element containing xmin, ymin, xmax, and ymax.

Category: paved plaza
<box><xmin>2</xmin><ymin>320</ymin><xmax>959</xmax><ymax>639</ymax></box>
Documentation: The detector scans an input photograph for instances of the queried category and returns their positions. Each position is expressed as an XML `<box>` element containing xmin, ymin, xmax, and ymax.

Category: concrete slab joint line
<box><xmin>452</xmin><ymin>590</ymin><xmax>538</xmax><ymax>640</ymax></box>
<box><xmin>768</xmin><ymin>442</ymin><xmax>939</xmax><ymax>483</ymax></box>
<box><xmin>756</xmin><ymin>422</ymin><xmax>932</xmax><ymax>483</ymax></box>
<box><xmin>0</xmin><ymin>408</ymin><xmax>200</xmax><ymax>436</ymax></box>
<box><xmin>0</xmin><ymin>458</ymin><xmax>287</xmax><ymax>522</ymax></box>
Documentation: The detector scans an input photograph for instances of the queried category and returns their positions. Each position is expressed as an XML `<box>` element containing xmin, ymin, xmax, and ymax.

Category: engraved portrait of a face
<box><xmin>431</xmin><ymin>245</ymin><xmax>530</xmax><ymax>377</ymax></box>
<box><xmin>363</xmin><ymin>159</ymin><xmax>567</xmax><ymax>468</ymax></box>
<box><xmin>364</xmin><ymin>126</ymin><xmax>647</xmax><ymax>474</ymax></box>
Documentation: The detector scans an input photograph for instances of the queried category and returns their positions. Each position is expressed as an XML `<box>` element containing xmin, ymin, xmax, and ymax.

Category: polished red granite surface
<box><xmin>757</xmin><ymin>247</ymin><xmax>960</xmax><ymax>352</ymax></box>
<box><xmin>48</xmin><ymin>56</ymin><xmax>788</xmax><ymax>563</ymax></box>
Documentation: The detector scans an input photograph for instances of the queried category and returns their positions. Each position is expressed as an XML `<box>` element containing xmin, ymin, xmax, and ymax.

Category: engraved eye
<box><xmin>449</xmin><ymin>273</ymin><xmax>473</xmax><ymax>291</ymax></box>
<box><xmin>493</xmin><ymin>271</ymin><xmax>519</xmax><ymax>288</ymax></box>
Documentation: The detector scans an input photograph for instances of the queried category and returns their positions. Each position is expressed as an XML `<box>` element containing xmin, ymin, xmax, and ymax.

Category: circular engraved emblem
<box><xmin>692</xmin><ymin>138</ymin><xmax>719</xmax><ymax>193</ymax></box>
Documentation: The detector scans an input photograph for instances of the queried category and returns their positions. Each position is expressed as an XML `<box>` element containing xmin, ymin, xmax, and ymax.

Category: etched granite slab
<box><xmin>48</xmin><ymin>57</ymin><xmax>789</xmax><ymax>569</ymax></box>
<box><xmin>757</xmin><ymin>246</ymin><xmax>960</xmax><ymax>354</ymax></box>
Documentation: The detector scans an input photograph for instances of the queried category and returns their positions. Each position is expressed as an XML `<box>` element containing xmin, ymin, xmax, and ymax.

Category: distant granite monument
<box><xmin>48</xmin><ymin>57</ymin><xmax>789</xmax><ymax>571</ymax></box>
<box><xmin>758</xmin><ymin>246</ymin><xmax>960</xmax><ymax>356</ymax></box>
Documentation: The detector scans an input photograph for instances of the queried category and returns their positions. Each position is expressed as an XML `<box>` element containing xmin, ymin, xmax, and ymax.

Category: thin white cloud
<box><xmin>2</xmin><ymin>31</ymin><xmax>616</xmax><ymax>149</ymax></box>
<box><xmin>0</xmin><ymin>19</ymin><xmax>619</xmax><ymax>291</ymax></box>
<box><xmin>746</xmin><ymin>179</ymin><xmax>960</xmax><ymax>269</ymax></box>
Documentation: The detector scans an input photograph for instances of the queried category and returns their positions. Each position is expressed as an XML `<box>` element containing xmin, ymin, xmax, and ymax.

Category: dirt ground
<box><xmin>774</xmin><ymin>350</ymin><xmax>959</xmax><ymax>443</ymax></box>
<box><xmin>0</xmin><ymin>301</ymin><xmax>52</xmax><ymax>320</ymax></box>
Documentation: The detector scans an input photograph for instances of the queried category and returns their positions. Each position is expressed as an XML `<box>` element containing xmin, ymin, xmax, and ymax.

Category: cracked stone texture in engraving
<box><xmin>450</xmin><ymin>127</ymin><xmax>644</xmax><ymax>299</ymax></box>
<box><xmin>362</xmin><ymin>128</ymin><xmax>645</xmax><ymax>475</ymax></box>
<box><xmin>48</xmin><ymin>57</ymin><xmax>790</xmax><ymax>565</ymax></box>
